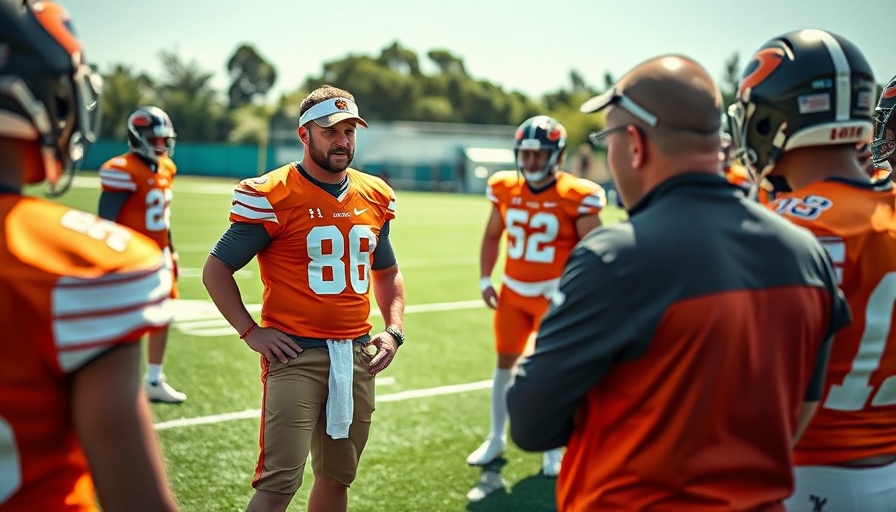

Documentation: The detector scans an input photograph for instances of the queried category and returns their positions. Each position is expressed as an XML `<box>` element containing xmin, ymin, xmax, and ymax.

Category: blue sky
<box><xmin>65</xmin><ymin>0</ymin><xmax>894</xmax><ymax>100</ymax></box>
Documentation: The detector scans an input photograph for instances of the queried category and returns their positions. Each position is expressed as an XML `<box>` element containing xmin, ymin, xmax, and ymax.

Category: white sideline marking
<box><xmin>154</xmin><ymin>379</ymin><xmax>491</xmax><ymax>431</ymax></box>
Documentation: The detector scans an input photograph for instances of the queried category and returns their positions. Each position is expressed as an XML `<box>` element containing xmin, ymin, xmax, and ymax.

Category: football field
<box><xmin>54</xmin><ymin>174</ymin><xmax>626</xmax><ymax>512</ymax></box>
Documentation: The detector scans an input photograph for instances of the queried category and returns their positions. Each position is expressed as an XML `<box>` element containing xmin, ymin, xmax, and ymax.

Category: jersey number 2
<box><xmin>145</xmin><ymin>188</ymin><xmax>172</xmax><ymax>232</ymax></box>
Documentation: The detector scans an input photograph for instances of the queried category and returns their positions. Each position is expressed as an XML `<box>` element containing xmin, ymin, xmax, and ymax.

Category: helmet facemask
<box><xmin>514</xmin><ymin>115</ymin><xmax>567</xmax><ymax>184</ymax></box>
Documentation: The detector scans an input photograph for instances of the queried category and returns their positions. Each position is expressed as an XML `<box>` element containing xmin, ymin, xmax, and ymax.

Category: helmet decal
<box><xmin>738</xmin><ymin>47</ymin><xmax>786</xmax><ymax>99</ymax></box>
<box><xmin>884</xmin><ymin>83</ymin><xmax>896</xmax><ymax>100</ymax></box>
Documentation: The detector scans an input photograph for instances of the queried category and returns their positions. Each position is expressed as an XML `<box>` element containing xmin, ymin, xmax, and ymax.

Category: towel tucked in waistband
<box><xmin>325</xmin><ymin>339</ymin><xmax>354</xmax><ymax>439</ymax></box>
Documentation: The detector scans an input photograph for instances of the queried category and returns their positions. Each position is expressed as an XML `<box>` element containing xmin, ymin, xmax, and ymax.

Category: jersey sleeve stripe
<box><xmin>98</xmin><ymin>168</ymin><xmax>137</xmax><ymax>191</ymax></box>
<box><xmin>55</xmin><ymin>299</ymin><xmax>172</xmax><ymax>371</ymax></box>
<box><xmin>52</xmin><ymin>266</ymin><xmax>173</xmax><ymax>352</ymax></box>
<box><xmin>230</xmin><ymin>203</ymin><xmax>278</xmax><ymax>223</ymax></box>
<box><xmin>578</xmin><ymin>193</ymin><xmax>605</xmax><ymax>214</ymax></box>
<box><xmin>486</xmin><ymin>185</ymin><xmax>498</xmax><ymax>203</ymax></box>
<box><xmin>233</xmin><ymin>189</ymin><xmax>273</xmax><ymax>208</ymax></box>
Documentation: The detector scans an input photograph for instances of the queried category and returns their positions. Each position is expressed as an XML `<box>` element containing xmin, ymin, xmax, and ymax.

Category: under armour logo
<box><xmin>809</xmin><ymin>494</ymin><xmax>828</xmax><ymax>512</ymax></box>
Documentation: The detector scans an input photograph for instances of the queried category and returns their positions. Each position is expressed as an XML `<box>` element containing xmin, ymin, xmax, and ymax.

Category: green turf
<box><xmin>48</xmin><ymin>173</ymin><xmax>627</xmax><ymax>512</ymax></box>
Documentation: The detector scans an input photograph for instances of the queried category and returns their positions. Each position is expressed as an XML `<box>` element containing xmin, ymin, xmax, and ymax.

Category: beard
<box><xmin>308</xmin><ymin>132</ymin><xmax>354</xmax><ymax>174</ymax></box>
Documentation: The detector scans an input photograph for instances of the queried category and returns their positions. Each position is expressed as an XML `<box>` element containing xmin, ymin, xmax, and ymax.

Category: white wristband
<box><xmin>479</xmin><ymin>276</ymin><xmax>492</xmax><ymax>292</ymax></box>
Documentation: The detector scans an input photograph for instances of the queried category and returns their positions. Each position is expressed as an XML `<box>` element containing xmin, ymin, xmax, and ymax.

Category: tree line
<box><xmin>97</xmin><ymin>41</ymin><xmax>746</xmax><ymax>151</ymax></box>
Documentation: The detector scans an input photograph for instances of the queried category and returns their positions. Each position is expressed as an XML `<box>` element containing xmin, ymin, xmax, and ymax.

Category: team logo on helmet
<box><xmin>883</xmin><ymin>81</ymin><xmax>896</xmax><ymax>100</ymax></box>
<box><xmin>334</xmin><ymin>99</ymin><xmax>348</xmax><ymax>111</ymax></box>
<box><xmin>547</xmin><ymin>124</ymin><xmax>566</xmax><ymax>141</ymax></box>
<box><xmin>738</xmin><ymin>47</ymin><xmax>786</xmax><ymax>99</ymax></box>
<box><xmin>131</xmin><ymin>113</ymin><xmax>153</xmax><ymax>127</ymax></box>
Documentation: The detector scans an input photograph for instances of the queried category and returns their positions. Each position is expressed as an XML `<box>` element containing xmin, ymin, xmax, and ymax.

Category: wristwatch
<box><xmin>385</xmin><ymin>326</ymin><xmax>405</xmax><ymax>347</ymax></box>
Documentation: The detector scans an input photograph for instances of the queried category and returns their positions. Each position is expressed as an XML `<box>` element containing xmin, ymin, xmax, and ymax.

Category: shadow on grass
<box><xmin>465</xmin><ymin>458</ymin><xmax>557</xmax><ymax>512</ymax></box>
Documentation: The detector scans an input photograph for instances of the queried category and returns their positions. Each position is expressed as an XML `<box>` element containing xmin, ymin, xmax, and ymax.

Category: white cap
<box><xmin>298</xmin><ymin>97</ymin><xmax>368</xmax><ymax>128</ymax></box>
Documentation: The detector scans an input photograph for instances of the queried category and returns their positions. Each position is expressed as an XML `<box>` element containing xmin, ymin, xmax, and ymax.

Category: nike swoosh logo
<box><xmin>353</xmin><ymin>208</ymin><xmax>369</xmax><ymax>215</ymax></box>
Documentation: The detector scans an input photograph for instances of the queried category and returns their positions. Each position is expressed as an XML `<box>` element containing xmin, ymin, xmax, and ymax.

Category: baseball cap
<box><xmin>299</xmin><ymin>97</ymin><xmax>368</xmax><ymax>128</ymax></box>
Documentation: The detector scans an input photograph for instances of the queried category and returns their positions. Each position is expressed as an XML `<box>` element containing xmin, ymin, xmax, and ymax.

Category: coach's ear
<box><xmin>297</xmin><ymin>125</ymin><xmax>308</xmax><ymax>145</ymax></box>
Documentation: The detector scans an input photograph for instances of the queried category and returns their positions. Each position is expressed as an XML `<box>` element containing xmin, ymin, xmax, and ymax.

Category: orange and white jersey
<box><xmin>0</xmin><ymin>195</ymin><xmax>172</xmax><ymax>511</ymax></box>
<box><xmin>229</xmin><ymin>164</ymin><xmax>395</xmax><ymax>339</ymax></box>
<box><xmin>487</xmin><ymin>170</ymin><xmax>604</xmax><ymax>295</ymax></box>
<box><xmin>771</xmin><ymin>180</ymin><xmax>896</xmax><ymax>465</ymax></box>
<box><xmin>98</xmin><ymin>152</ymin><xmax>176</xmax><ymax>251</ymax></box>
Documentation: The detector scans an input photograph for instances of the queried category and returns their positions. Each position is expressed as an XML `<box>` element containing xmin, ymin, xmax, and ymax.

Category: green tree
<box><xmin>377</xmin><ymin>41</ymin><xmax>420</xmax><ymax>76</ymax></box>
<box><xmin>720</xmin><ymin>52</ymin><xmax>741</xmax><ymax>111</ymax></box>
<box><xmin>226</xmin><ymin>44</ymin><xmax>277</xmax><ymax>109</ymax></box>
<box><xmin>98</xmin><ymin>64</ymin><xmax>154</xmax><ymax>140</ymax></box>
<box><xmin>154</xmin><ymin>49</ymin><xmax>232</xmax><ymax>141</ymax></box>
<box><xmin>427</xmin><ymin>49</ymin><xmax>467</xmax><ymax>76</ymax></box>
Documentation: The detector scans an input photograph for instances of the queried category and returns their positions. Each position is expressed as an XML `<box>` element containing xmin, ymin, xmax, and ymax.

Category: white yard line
<box><xmin>154</xmin><ymin>379</ymin><xmax>491</xmax><ymax>431</ymax></box>
<box><xmin>173</xmin><ymin>298</ymin><xmax>485</xmax><ymax>337</ymax></box>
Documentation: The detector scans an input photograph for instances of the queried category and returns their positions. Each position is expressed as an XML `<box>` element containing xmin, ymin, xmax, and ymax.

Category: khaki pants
<box><xmin>253</xmin><ymin>344</ymin><xmax>376</xmax><ymax>493</ymax></box>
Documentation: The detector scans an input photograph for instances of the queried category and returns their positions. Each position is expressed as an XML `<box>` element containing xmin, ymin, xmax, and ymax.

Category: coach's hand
<box><xmin>243</xmin><ymin>325</ymin><xmax>301</xmax><ymax>363</ymax></box>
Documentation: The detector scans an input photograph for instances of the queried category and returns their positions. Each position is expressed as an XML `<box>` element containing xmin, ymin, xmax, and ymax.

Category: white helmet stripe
<box><xmin>811</xmin><ymin>29</ymin><xmax>851</xmax><ymax>121</ymax></box>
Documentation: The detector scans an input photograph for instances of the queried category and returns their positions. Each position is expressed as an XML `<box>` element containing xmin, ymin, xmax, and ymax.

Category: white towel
<box><xmin>325</xmin><ymin>339</ymin><xmax>354</xmax><ymax>439</ymax></box>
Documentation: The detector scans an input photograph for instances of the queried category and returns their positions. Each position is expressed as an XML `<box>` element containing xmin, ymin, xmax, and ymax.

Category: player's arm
<box><xmin>575</xmin><ymin>213</ymin><xmax>602</xmax><ymax>239</ymax></box>
<box><xmin>507</xmin><ymin>244</ymin><xmax>635</xmax><ymax>451</ymax></box>
<box><xmin>202</xmin><ymin>223</ymin><xmax>297</xmax><ymax>363</ymax></box>
<box><xmin>73</xmin><ymin>343</ymin><xmax>177</xmax><ymax>512</ymax></box>
<box><xmin>367</xmin><ymin>222</ymin><xmax>406</xmax><ymax>374</ymax></box>
<box><xmin>573</xmin><ymin>183</ymin><xmax>606</xmax><ymax>239</ymax></box>
<box><xmin>97</xmin><ymin>190</ymin><xmax>129</xmax><ymax>221</ymax></box>
<box><xmin>479</xmin><ymin>205</ymin><xmax>504</xmax><ymax>308</ymax></box>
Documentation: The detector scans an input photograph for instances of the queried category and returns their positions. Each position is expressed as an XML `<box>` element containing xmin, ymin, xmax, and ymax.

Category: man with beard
<box><xmin>202</xmin><ymin>84</ymin><xmax>406</xmax><ymax>512</ymax></box>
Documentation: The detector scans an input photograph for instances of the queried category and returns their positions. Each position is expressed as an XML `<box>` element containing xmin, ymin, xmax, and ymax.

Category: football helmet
<box><xmin>128</xmin><ymin>106</ymin><xmax>176</xmax><ymax>163</ymax></box>
<box><xmin>514</xmin><ymin>115</ymin><xmax>567</xmax><ymax>183</ymax></box>
<box><xmin>871</xmin><ymin>74</ymin><xmax>896</xmax><ymax>169</ymax></box>
<box><xmin>729</xmin><ymin>29</ymin><xmax>875</xmax><ymax>181</ymax></box>
<box><xmin>0</xmin><ymin>0</ymin><xmax>103</xmax><ymax>194</ymax></box>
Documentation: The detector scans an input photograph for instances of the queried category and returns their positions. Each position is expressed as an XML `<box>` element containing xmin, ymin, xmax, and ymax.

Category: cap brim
<box><xmin>580</xmin><ymin>89</ymin><xmax>616</xmax><ymax>114</ymax></box>
<box><xmin>314</xmin><ymin>112</ymin><xmax>368</xmax><ymax>128</ymax></box>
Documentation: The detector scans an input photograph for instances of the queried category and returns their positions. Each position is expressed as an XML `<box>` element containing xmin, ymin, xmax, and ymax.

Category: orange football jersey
<box><xmin>98</xmin><ymin>153</ymin><xmax>176</xmax><ymax>251</ymax></box>
<box><xmin>0</xmin><ymin>195</ymin><xmax>173</xmax><ymax>512</ymax></box>
<box><xmin>487</xmin><ymin>170</ymin><xmax>604</xmax><ymax>285</ymax></box>
<box><xmin>771</xmin><ymin>181</ymin><xmax>896</xmax><ymax>465</ymax></box>
<box><xmin>229</xmin><ymin>164</ymin><xmax>395</xmax><ymax>339</ymax></box>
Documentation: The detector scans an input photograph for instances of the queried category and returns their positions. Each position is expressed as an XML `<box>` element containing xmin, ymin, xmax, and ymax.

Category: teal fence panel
<box><xmin>83</xmin><ymin>140</ymin><xmax>277</xmax><ymax>179</ymax></box>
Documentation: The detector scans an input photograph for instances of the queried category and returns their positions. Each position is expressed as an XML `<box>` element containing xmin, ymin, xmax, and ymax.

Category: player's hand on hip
<box><xmin>367</xmin><ymin>332</ymin><xmax>398</xmax><ymax>376</ymax></box>
<box><xmin>243</xmin><ymin>326</ymin><xmax>300</xmax><ymax>363</ymax></box>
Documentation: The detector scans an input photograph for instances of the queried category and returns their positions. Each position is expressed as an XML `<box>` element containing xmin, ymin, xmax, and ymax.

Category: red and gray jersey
<box><xmin>507</xmin><ymin>173</ymin><xmax>850</xmax><ymax>511</ymax></box>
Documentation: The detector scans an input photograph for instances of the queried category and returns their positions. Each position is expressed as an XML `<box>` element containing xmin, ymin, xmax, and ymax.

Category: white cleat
<box><xmin>466</xmin><ymin>471</ymin><xmax>506</xmax><ymax>502</ymax></box>
<box><xmin>542</xmin><ymin>449</ymin><xmax>563</xmax><ymax>477</ymax></box>
<box><xmin>467</xmin><ymin>436</ymin><xmax>506</xmax><ymax>466</ymax></box>
<box><xmin>146</xmin><ymin>376</ymin><xmax>187</xmax><ymax>404</ymax></box>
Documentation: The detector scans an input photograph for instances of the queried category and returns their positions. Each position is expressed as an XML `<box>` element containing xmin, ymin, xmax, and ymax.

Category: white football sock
<box><xmin>490</xmin><ymin>368</ymin><xmax>512</xmax><ymax>440</ymax></box>
<box><xmin>146</xmin><ymin>364</ymin><xmax>163</xmax><ymax>384</ymax></box>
